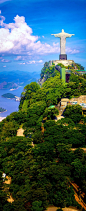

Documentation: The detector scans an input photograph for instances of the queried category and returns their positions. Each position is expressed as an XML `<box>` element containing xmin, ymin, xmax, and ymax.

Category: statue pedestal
<box><xmin>51</xmin><ymin>59</ymin><xmax>74</xmax><ymax>67</ymax></box>
<box><xmin>59</xmin><ymin>54</ymin><xmax>67</xmax><ymax>60</ymax></box>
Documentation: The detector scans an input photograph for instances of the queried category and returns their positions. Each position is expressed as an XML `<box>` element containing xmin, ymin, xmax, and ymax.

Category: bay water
<box><xmin>0</xmin><ymin>86</ymin><xmax>24</xmax><ymax>118</ymax></box>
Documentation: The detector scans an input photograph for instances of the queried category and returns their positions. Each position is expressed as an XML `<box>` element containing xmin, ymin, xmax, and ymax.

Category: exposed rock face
<box><xmin>38</xmin><ymin>75</ymin><xmax>46</xmax><ymax>86</ymax></box>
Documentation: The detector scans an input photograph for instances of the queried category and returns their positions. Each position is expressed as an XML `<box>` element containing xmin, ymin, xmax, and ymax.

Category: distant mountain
<box><xmin>0</xmin><ymin>70</ymin><xmax>40</xmax><ymax>89</ymax></box>
<box><xmin>0</xmin><ymin>81</ymin><xmax>18</xmax><ymax>89</ymax></box>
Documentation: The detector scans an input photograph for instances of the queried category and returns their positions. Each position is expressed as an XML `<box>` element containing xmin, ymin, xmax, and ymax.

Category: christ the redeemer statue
<box><xmin>51</xmin><ymin>29</ymin><xmax>75</xmax><ymax>60</ymax></box>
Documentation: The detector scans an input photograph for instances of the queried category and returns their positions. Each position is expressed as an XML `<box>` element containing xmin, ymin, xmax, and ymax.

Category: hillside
<box><xmin>0</xmin><ymin>66</ymin><xmax>86</xmax><ymax>211</ymax></box>
<box><xmin>38</xmin><ymin>61</ymin><xmax>85</xmax><ymax>86</ymax></box>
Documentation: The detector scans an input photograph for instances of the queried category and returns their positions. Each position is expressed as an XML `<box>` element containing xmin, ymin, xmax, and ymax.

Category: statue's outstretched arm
<box><xmin>66</xmin><ymin>33</ymin><xmax>75</xmax><ymax>38</ymax></box>
<box><xmin>51</xmin><ymin>34</ymin><xmax>60</xmax><ymax>37</ymax></box>
<box><xmin>51</xmin><ymin>33</ymin><xmax>75</xmax><ymax>38</ymax></box>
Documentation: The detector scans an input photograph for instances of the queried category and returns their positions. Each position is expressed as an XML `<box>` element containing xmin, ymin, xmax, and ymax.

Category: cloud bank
<box><xmin>19</xmin><ymin>60</ymin><xmax>43</xmax><ymax>65</ymax></box>
<box><xmin>0</xmin><ymin>12</ymin><xmax>79</xmax><ymax>63</ymax></box>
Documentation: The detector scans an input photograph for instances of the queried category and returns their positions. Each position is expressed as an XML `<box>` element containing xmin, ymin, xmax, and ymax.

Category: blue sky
<box><xmin>0</xmin><ymin>0</ymin><xmax>86</xmax><ymax>73</ymax></box>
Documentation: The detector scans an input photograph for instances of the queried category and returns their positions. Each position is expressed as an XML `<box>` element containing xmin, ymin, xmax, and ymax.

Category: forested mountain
<box><xmin>39</xmin><ymin>61</ymin><xmax>85</xmax><ymax>86</ymax></box>
<box><xmin>0</xmin><ymin>66</ymin><xmax>86</xmax><ymax>211</ymax></box>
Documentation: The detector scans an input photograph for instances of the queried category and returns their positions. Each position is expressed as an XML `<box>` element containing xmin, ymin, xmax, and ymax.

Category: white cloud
<box><xmin>0</xmin><ymin>13</ymin><xmax>80</xmax><ymax>62</ymax></box>
<box><xmin>28</xmin><ymin>61</ymin><xmax>36</xmax><ymax>64</ymax></box>
<box><xmin>1</xmin><ymin>58</ymin><xmax>10</xmax><ymax>62</ymax></box>
<box><xmin>19</xmin><ymin>62</ymin><xmax>25</xmax><ymax>65</ymax></box>
<box><xmin>66</xmin><ymin>47</ymin><xmax>80</xmax><ymax>54</ymax></box>
<box><xmin>15</xmin><ymin>56</ymin><xmax>22</xmax><ymax>61</ymax></box>
<box><xmin>38</xmin><ymin>60</ymin><xmax>43</xmax><ymax>63</ymax></box>
<box><xmin>26</xmin><ymin>60</ymin><xmax>43</xmax><ymax>64</ymax></box>
<box><xmin>3</xmin><ymin>65</ymin><xmax>6</xmax><ymax>67</ymax></box>
<box><xmin>0</xmin><ymin>14</ymin><xmax>5</xmax><ymax>26</ymax></box>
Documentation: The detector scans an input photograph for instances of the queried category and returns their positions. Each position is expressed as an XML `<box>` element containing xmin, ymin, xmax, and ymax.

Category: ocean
<box><xmin>0</xmin><ymin>86</ymin><xmax>24</xmax><ymax>118</ymax></box>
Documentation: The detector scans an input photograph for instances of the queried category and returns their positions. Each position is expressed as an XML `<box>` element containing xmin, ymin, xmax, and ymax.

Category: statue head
<box><xmin>62</xmin><ymin>29</ymin><xmax>64</xmax><ymax>33</ymax></box>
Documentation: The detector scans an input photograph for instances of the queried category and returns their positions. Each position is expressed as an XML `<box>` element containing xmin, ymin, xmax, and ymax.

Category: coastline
<box><xmin>2</xmin><ymin>95</ymin><xmax>20</xmax><ymax>101</ymax></box>
<box><xmin>0</xmin><ymin>86</ymin><xmax>23</xmax><ymax>118</ymax></box>
<box><xmin>0</xmin><ymin>117</ymin><xmax>6</xmax><ymax>122</ymax></box>
<box><xmin>1</xmin><ymin>96</ymin><xmax>15</xmax><ymax>100</ymax></box>
<box><xmin>10</xmin><ymin>86</ymin><xmax>22</xmax><ymax>91</ymax></box>
<box><xmin>0</xmin><ymin>109</ymin><xmax>7</xmax><ymax>113</ymax></box>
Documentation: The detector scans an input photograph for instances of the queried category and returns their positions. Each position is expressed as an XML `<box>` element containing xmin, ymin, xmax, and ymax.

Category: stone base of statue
<box><xmin>48</xmin><ymin>59</ymin><xmax>74</xmax><ymax>67</ymax></box>
<box><xmin>59</xmin><ymin>54</ymin><xmax>67</xmax><ymax>60</ymax></box>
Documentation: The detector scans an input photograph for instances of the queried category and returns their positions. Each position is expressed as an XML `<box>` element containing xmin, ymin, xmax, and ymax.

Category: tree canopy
<box><xmin>0</xmin><ymin>63</ymin><xmax>86</xmax><ymax>210</ymax></box>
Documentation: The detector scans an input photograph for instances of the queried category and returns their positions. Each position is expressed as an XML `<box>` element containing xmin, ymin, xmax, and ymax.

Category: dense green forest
<box><xmin>0</xmin><ymin>65</ymin><xmax>86</xmax><ymax>211</ymax></box>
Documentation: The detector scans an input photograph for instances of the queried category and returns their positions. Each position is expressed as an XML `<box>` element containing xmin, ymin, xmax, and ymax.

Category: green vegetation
<box><xmin>40</xmin><ymin>61</ymin><xmax>84</xmax><ymax>81</ymax></box>
<box><xmin>63</xmin><ymin>104</ymin><xmax>82</xmax><ymax>123</ymax></box>
<box><xmin>67</xmin><ymin>72</ymin><xmax>86</xmax><ymax>97</ymax></box>
<box><xmin>0</xmin><ymin>63</ymin><xmax>86</xmax><ymax>210</ymax></box>
<box><xmin>75</xmin><ymin>63</ymin><xmax>84</xmax><ymax>70</ymax></box>
<box><xmin>43</xmin><ymin>107</ymin><xmax>59</xmax><ymax>120</ymax></box>
<box><xmin>0</xmin><ymin>107</ymin><xmax>6</xmax><ymax>113</ymax></box>
<box><xmin>2</xmin><ymin>93</ymin><xmax>16</xmax><ymax>99</ymax></box>
<box><xmin>40</xmin><ymin>62</ymin><xmax>60</xmax><ymax>80</ymax></box>
<box><xmin>57</xmin><ymin>63</ymin><xmax>65</xmax><ymax>68</ymax></box>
